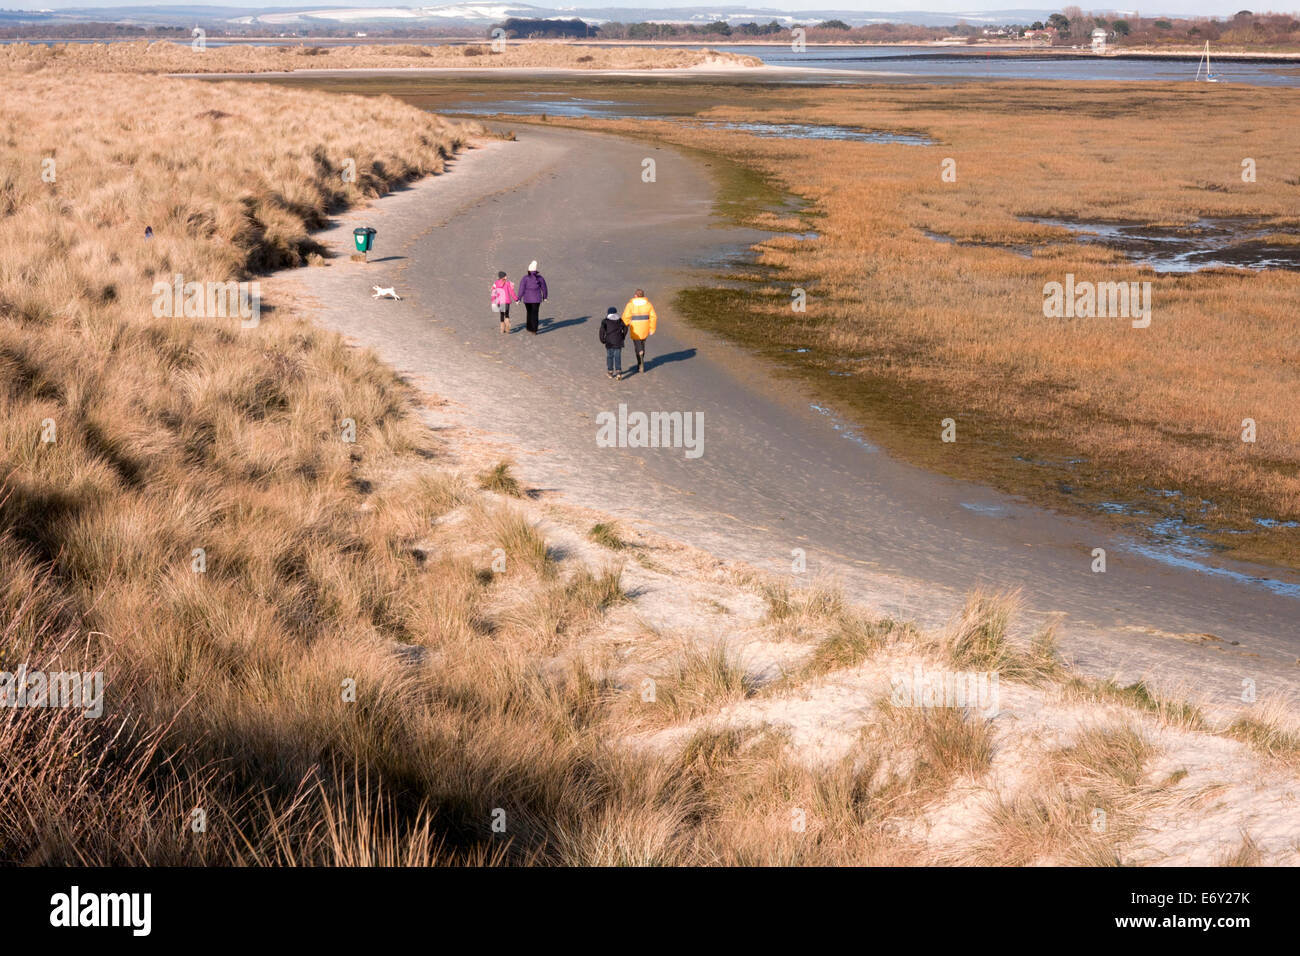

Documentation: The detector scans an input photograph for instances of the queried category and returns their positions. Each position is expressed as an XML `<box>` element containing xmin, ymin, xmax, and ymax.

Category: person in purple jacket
<box><xmin>516</xmin><ymin>260</ymin><xmax>548</xmax><ymax>335</ymax></box>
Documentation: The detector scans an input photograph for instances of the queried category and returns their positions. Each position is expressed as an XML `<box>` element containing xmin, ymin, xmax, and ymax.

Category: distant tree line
<box><xmin>498</xmin><ymin>18</ymin><xmax>593</xmax><ymax>40</ymax></box>
<box><xmin>582</xmin><ymin>11</ymin><xmax>1300</xmax><ymax>48</ymax></box>
<box><xmin>0</xmin><ymin>22</ymin><xmax>187</xmax><ymax>39</ymax></box>
<box><xmin>1035</xmin><ymin>8</ymin><xmax>1300</xmax><ymax>47</ymax></box>
<box><xmin>9</xmin><ymin>10</ymin><xmax>1298</xmax><ymax>48</ymax></box>
<box><xmin>588</xmin><ymin>20</ymin><xmax>956</xmax><ymax>42</ymax></box>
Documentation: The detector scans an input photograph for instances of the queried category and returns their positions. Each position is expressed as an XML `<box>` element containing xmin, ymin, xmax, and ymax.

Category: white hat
<box><xmin>528</xmin><ymin>260</ymin><xmax>538</xmax><ymax>271</ymax></box>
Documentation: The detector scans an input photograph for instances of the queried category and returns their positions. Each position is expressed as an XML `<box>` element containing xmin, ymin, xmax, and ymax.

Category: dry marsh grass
<box><xmin>525</xmin><ymin>81</ymin><xmax>1300</xmax><ymax>567</ymax></box>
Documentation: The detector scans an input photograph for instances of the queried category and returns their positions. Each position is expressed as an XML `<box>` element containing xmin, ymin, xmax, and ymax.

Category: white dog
<box><xmin>371</xmin><ymin>286</ymin><xmax>401</xmax><ymax>300</ymax></box>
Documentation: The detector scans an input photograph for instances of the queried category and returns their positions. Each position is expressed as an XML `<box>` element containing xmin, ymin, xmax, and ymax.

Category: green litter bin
<box><xmin>353</xmin><ymin>227</ymin><xmax>377</xmax><ymax>254</ymax></box>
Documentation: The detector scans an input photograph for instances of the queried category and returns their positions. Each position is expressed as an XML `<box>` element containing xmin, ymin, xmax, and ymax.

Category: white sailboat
<box><xmin>1195</xmin><ymin>41</ymin><xmax>1220</xmax><ymax>82</ymax></box>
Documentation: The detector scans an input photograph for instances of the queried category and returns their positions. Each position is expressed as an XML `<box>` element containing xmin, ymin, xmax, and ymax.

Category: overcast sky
<box><xmin>31</xmin><ymin>2</ymin><xmax>1288</xmax><ymax>20</ymax></box>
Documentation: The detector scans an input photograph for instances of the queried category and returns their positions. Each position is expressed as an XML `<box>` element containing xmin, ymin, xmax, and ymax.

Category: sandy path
<box><xmin>271</xmin><ymin>125</ymin><xmax>1300</xmax><ymax>706</ymax></box>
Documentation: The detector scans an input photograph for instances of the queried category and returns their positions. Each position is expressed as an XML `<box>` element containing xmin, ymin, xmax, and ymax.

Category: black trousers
<box><xmin>632</xmin><ymin>338</ymin><xmax>646</xmax><ymax>364</ymax></box>
<box><xmin>525</xmin><ymin>302</ymin><xmax>540</xmax><ymax>333</ymax></box>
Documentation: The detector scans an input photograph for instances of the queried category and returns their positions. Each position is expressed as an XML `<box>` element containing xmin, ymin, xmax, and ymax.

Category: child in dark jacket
<box><xmin>598</xmin><ymin>307</ymin><xmax>627</xmax><ymax>379</ymax></box>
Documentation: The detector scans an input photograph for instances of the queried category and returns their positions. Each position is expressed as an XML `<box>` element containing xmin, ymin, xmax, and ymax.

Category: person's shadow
<box><xmin>538</xmin><ymin>315</ymin><xmax>589</xmax><ymax>334</ymax></box>
<box><xmin>645</xmin><ymin>348</ymin><xmax>696</xmax><ymax>372</ymax></box>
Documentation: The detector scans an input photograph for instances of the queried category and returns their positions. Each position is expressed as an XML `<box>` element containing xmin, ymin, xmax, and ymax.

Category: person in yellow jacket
<box><xmin>621</xmin><ymin>289</ymin><xmax>658</xmax><ymax>374</ymax></box>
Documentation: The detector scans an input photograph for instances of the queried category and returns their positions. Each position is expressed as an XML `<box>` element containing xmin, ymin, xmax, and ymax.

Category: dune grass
<box><xmin>587</xmin><ymin>521</ymin><xmax>629</xmax><ymax>551</ymax></box>
<box><xmin>964</xmin><ymin>723</ymin><xmax>1157</xmax><ymax>866</ymax></box>
<box><xmin>1225</xmin><ymin>704</ymin><xmax>1300</xmax><ymax>768</ymax></box>
<box><xmin>876</xmin><ymin>699</ymin><xmax>996</xmax><ymax>796</ymax></box>
<box><xmin>477</xmin><ymin>460</ymin><xmax>524</xmax><ymax>497</ymax></box>
<box><xmin>649</xmin><ymin>643</ymin><xmax>758</xmax><ymax>723</ymax></box>
<box><xmin>1063</xmin><ymin>676</ymin><xmax>1208</xmax><ymax>731</ymax></box>
<box><xmin>796</xmin><ymin>616</ymin><xmax>896</xmax><ymax>679</ymax></box>
<box><xmin>0</xmin><ymin>39</ymin><xmax>759</xmax><ymax>75</ymax></box>
<box><xmin>0</xmin><ymin>70</ymin><xmax>574</xmax><ymax>864</ymax></box>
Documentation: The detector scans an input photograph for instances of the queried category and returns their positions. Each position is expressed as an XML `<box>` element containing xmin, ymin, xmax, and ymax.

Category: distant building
<box><xmin>1091</xmin><ymin>27</ymin><xmax>1108</xmax><ymax>52</ymax></box>
<box><xmin>1024</xmin><ymin>27</ymin><xmax>1058</xmax><ymax>41</ymax></box>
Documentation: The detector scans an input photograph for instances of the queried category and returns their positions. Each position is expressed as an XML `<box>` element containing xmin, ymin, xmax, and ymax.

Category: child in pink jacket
<box><xmin>490</xmin><ymin>271</ymin><xmax>517</xmax><ymax>334</ymax></box>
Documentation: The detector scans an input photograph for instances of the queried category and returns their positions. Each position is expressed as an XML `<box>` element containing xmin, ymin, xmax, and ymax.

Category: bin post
<box><xmin>352</xmin><ymin>226</ymin><xmax>376</xmax><ymax>263</ymax></box>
